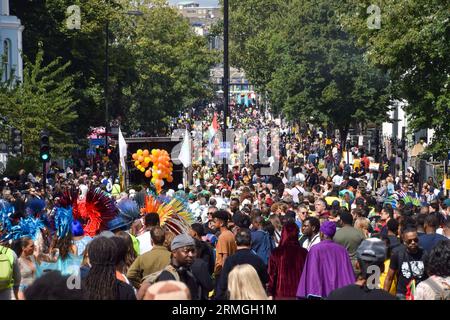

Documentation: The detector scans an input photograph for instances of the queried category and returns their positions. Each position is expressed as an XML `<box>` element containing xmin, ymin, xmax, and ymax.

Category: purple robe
<box><xmin>296</xmin><ymin>240</ymin><xmax>355</xmax><ymax>298</ymax></box>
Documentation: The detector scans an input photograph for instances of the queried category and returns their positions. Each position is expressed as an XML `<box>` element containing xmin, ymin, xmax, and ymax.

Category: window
<box><xmin>2</xmin><ymin>39</ymin><xmax>11</xmax><ymax>81</ymax></box>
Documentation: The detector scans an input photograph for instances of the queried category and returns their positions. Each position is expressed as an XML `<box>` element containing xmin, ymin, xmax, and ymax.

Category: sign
<box><xmin>89</xmin><ymin>138</ymin><xmax>106</xmax><ymax>147</ymax></box>
<box><xmin>358</xmin><ymin>135</ymin><xmax>364</xmax><ymax>146</ymax></box>
<box><xmin>445</xmin><ymin>179</ymin><xmax>450</xmax><ymax>191</ymax></box>
<box><xmin>219</xmin><ymin>142</ymin><xmax>231</xmax><ymax>158</ymax></box>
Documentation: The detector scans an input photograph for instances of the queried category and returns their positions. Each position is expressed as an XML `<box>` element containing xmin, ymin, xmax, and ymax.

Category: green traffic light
<box><xmin>41</xmin><ymin>154</ymin><xmax>49</xmax><ymax>161</ymax></box>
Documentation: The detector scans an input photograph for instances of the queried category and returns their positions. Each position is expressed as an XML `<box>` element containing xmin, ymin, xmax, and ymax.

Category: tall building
<box><xmin>176</xmin><ymin>1</ymin><xmax>222</xmax><ymax>49</ymax></box>
<box><xmin>0</xmin><ymin>0</ymin><xmax>24</xmax><ymax>83</ymax></box>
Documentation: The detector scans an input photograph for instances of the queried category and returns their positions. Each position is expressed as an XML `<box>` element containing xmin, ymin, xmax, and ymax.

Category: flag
<box><xmin>118</xmin><ymin>127</ymin><xmax>127</xmax><ymax>189</ymax></box>
<box><xmin>179</xmin><ymin>129</ymin><xmax>191</xmax><ymax>168</ymax></box>
<box><xmin>208</xmin><ymin>112</ymin><xmax>219</xmax><ymax>140</ymax></box>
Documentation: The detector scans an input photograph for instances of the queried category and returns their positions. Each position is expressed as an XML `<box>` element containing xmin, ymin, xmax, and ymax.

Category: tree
<box><xmin>110</xmin><ymin>0</ymin><xmax>218</xmax><ymax>134</ymax></box>
<box><xmin>0</xmin><ymin>47</ymin><xmax>78</xmax><ymax>158</ymax></box>
<box><xmin>339</xmin><ymin>0</ymin><xmax>450</xmax><ymax>159</ymax></box>
<box><xmin>229</xmin><ymin>0</ymin><xmax>392</xmax><ymax>142</ymax></box>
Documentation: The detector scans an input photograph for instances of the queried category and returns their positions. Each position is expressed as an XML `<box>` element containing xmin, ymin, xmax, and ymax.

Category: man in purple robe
<box><xmin>296</xmin><ymin>221</ymin><xmax>355</xmax><ymax>299</ymax></box>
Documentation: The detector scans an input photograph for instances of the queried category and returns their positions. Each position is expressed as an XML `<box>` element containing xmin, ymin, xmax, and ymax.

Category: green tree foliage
<box><xmin>339</xmin><ymin>0</ymin><xmax>450</xmax><ymax>159</ymax></box>
<box><xmin>229</xmin><ymin>0</ymin><xmax>392</xmax><ymax>141</ymax></box>
<box><xmin>0</xmin><ymin>47</ymin><xmax>78</xmax><ymax>158</ymax></box>
<box><xmin>10</xmin><ymin>0</ymin><xmax>217</xmax><ymax>140</ymax></box>
<box><xmin>111</xmin><ymin>0</ymin><xmax>218</xmax><ymax>134</ymax></box>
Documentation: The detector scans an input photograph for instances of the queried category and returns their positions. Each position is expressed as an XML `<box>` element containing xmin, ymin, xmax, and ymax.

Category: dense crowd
<box><xmin>0</xmin><ymin>105</ymin><xmax>449</xmax><ymax>301</ymax></box>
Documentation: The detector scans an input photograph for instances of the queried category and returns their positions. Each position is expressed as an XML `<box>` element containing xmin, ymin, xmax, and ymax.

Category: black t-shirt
<box><xmin>327</xmin><ymin>284</ymin><xmax>397</xmax><ymax>300</ymax></box>
<box><xmin>158</xmin><ymin>267</ymin><xmax>200</xmax><ymax>300</ymax></box>
<box><xmin>116</xmin><ymin>280</ymin><xmax>137</xmax><ymax>300</ymax></box>
<box><xmin>389</xmin><ymin>247</ymin><xmax>428</xmax><ymax>295</ymax></box>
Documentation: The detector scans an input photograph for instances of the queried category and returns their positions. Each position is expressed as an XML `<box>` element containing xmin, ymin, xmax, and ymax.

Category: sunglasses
<box><xmin>405</xmin><ymin>238</ymin><xmax>419</xmax><ymax>244</ymax></box>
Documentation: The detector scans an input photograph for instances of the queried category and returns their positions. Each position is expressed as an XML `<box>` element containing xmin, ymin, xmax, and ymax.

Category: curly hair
<box><xmin>426</xmin><ymin>240</ymin><xmax>450</xmax><ymax>277</ymax></box>
<box><xmin>83</xmin><ymin>237</ymin><xmax>118</xmax><ymax>300</ymax></box>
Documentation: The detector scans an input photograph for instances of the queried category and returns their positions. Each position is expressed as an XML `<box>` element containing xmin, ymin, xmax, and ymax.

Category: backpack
<box><xmin>0</xmin><ymin>246</ymin><xmax>14</xmax><ymax>291</ymax></box>
<box><xmin>426</xmin><ymin>277</ymin><xmax>450</xmax><ymax>300</ymax></box>
<box><xmin>141</xmin><ymin>264</ymin><xmax>180</xmax><ymax>286</ymax></box>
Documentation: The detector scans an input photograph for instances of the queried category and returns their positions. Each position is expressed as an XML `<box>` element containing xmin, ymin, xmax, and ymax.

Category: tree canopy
<box><xmin>229</xmin><ymin>0</ymin><xmax>392</xmax><ymax>141</ymax></box>
<box><xmin>338</xmin><ymin>0</ymin><xmax>450</xmax><ymax>159</ymax></box>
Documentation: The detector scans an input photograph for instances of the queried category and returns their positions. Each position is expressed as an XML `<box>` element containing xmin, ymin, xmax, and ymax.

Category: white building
<box><xmin>0</xmin><ymin>0</ymin><xmax>24</xmax><ymax>83</ymax></box>
<box><xmin>382</xmin><ymin>100</ymin><xmax>434</xmax><ymax>145</ymax></box>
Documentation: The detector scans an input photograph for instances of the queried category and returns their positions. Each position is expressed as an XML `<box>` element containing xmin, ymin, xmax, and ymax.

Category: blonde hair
<box><xmin>228</xmin><ymin>264</ymin><xmax>269</xmax><ymax>300</ymax></box>
<box><xmin>354</xmin><ymin>217</ymin><xmax>370</xmax><ymax>237</ymax></box>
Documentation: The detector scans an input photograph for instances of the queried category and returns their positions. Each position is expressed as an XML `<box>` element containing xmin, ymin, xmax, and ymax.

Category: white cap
<box><xmin>178</xmin><ymin>184</ymin><xmax>184</xmax><ymax>190</ymax></box>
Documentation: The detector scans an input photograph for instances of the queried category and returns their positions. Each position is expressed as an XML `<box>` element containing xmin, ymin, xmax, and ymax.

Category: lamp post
<box><xmin>222</xmin><ymin>0</ymin><xmax>229</xmax><ymax>179</ymax></box>
<box><xmin>104</xmin><ymin>9</ymin><xmax>144</xmax><ymax>153</ymax></box>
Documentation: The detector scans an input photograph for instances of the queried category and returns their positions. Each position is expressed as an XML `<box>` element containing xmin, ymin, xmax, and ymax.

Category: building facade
<box><xmin>0</xmin><ymin>0</ymin><xmax>24</xmax><ymax>83</ymax></box>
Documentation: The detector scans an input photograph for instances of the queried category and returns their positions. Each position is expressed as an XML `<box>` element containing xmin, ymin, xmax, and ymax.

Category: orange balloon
<box><xmin>132</xmin><ymin>153</ymin><xmax>138</xmax><ymax>160</ymax></box>
<box><xmin>138</xmin><ymin>156</ymin><xmax>144</xmax><ymax>163</ymax></box>
<box><xmin>143</xmin><ymin>149</ymin><xmax>149</xmax><ymax>157</ymax></box>
<box><xmin>167</xmin><ymin>175</ymin><xmax>173</xmax><ymax>183</ymax></box>
<box><xmin>145</xmin><ymin>170</ymin><xmax>152</xmax><ymax>178</ymax></box>
<box><xmin>142</xmin><ymin>162</ymin><xmax>149</xmax><ymax>168</ymax></box>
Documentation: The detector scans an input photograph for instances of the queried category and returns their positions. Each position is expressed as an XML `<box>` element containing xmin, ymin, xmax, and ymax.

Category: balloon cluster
<box><xmin>132</xmin><ymin>149</ymin><xmax>173</xmax><ymax>194</ymax></box>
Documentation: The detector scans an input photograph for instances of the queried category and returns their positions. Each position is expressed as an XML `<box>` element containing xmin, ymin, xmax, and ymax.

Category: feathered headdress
<box><xmin>25</xmin><ymin>198</ymin><xmax>46</xmax><ymax>217</ymax></box>
<box><xmin>82</xmin><ymin>189</ymin><xmax>118</xmax><ymax>236</ymax></box>
<box><xmin>54</xmin><ymin>206</ymin><xmax>73</xmax><ymax>239</ymax></box>
<box><xmin>6</xmin><ymin>216</ymin><xmax>45</xmax><ymax>241</ymax></box>
<box><xmin>58</xmin><ymin>187</ymin><xmax>118</xmax><ymax>237</ymax></box>
<box><xmin>383</xmin><ymin>195</ymin><xmax>398</xmax><ymax>209</ymax></box>
<box><xmin>0</xmin><ymin>200</ymin><xmax>14</xmax><ymax>241</ymax></box>
<box><xmin>401</xmin><ymin>195</ymin><xmax>421</xmax><ymax>207</ymax></box>
<box><xmin>140</xmin><ymin>193</ymin><xmax>194</xmax><ymax>235</ymax></box>
<box><xmin>117</xmin><ymin>199</ymin><xmax>140</xmax><ymax>221</ymax></box>
<box><xmin>107</xmin><ymin>199</ymin><xmax>140</xmax><ymax>231</ymax></box>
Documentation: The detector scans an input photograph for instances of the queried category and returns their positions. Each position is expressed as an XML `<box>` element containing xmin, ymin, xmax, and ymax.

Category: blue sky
<box><xmin>169</xmin><ymin>0</ymin><xmax>219</xmax><ymax>6</ymax></box>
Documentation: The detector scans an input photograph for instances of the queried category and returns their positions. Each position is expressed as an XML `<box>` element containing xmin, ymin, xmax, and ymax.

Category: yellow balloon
<box><xmin>137</xmin><ymin>149</ymin><xmax>143</xmax><ymax>155</ymax></box>
<box><xmin>137</xmin><ymin>165</ymin><xmax>142</xmax><ymax>170</ymax></box>
<box><xmin>134</xmin><ymin>160</ymin><xmax>140</xmax><ymax>167</ymax></box>
<box><xmin>140</xmin><ymin>167</ymin><xmax>145</xmax><ymax>172</ymax></box>
<box><xmin>144</xmin><ymin>157</ymin><xmax>151</xmax><ymax>164</ymax></box>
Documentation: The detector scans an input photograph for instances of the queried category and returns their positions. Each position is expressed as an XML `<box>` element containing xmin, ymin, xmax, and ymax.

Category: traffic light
<box><xmin>40</xmin><ymin>130</ymin><xmax>50</xmax><ymax>162</ymax></box>
<box><xmin>10</xmin><ymin>128</ymin><xmax>22</xmax><ymax>154</ymax></box>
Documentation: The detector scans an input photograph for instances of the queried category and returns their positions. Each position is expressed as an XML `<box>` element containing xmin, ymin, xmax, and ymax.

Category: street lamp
<box><xmin>105</xmin><ymin>9</ymin><xmax>144</xmax><ymax>153</ymax></box>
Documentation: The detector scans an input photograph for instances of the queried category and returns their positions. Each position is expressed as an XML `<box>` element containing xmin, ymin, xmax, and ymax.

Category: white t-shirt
<box><xmin>332</xmin><ymin>175</ymin><xmax>344</xmax><ymax>186</ymax></box>
<box><xmin>291</xmin><ymin>186</ymin><xmax>304</xmax><ymax>203</ymax></box>
<box><xmin>137</xmin><ymin>231</ymin><xmax>153</xmax><ymax>255</ymax></box>
<box><xmin>296</xmin><ymin>173</ymin><xmax>306</xmax><ymax>182</ymax></box>
<box><xmin>302</xmin><ymin>234</ymin><xmax>321</xmax><ymax>251</ymax></box>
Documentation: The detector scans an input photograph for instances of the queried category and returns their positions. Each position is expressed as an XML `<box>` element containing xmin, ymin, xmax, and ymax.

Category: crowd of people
<box><xmin>0</xmin><ymin>104</ymin><xmax>449</xmax><ymax>301</ymax></box>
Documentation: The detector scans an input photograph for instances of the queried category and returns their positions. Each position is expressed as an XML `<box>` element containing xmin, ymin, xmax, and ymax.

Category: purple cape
<box><xmin>296</xmin><ymin>240</ymin><xmax>355</xmax><ymax>298</ymax></box>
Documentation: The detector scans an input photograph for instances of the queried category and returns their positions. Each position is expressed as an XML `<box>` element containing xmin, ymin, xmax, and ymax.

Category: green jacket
<box><xmin>126</xmin><ymin>245</ymin><xmax>171</xmax><ymax>289</ymax></box>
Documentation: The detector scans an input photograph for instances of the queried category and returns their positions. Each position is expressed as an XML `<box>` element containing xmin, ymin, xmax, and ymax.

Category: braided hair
<box><xmin>83</xmin><ymin>237</ymin><xmax>117</xmax><ymax>300</ymax></box>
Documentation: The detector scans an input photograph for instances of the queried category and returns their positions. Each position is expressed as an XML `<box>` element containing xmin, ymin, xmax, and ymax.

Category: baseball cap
<box><xmin>356</xmin><ymin>238</ymin><xmax>386</xmax><ymax>263</ymax></box>
<box><xmin>443</xmin><ymin>198</ymin><xmax>450</xmax><ymax>208</ymax></box>
<box><xmin>171</xmin><ymin>234</ymin><xmax>195</xmax><ymax>251</ymax></box>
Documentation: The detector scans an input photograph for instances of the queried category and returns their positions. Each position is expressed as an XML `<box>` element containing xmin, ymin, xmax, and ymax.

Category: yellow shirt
<box><xmin>353</xmin><ymin>158</ymin><xmax>361</xmax><ymax>170</ymax></box>
<box><xmin>380</xmin><ymin>259</ymin><xmax>397</xmax><ymax>295</ymax></box>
